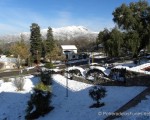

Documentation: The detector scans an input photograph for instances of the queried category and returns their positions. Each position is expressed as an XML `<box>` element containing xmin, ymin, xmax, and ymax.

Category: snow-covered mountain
<box><xmin>0</xmin><ymin>26</ymin><xmax>98</xmax><ymax>42</ymax></box>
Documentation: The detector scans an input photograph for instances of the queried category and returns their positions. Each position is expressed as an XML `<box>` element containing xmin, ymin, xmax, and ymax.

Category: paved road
<box><xmin>0</xmin><ymin>57</ymin><xmax>107</xmax><ymax>78</ymax></box>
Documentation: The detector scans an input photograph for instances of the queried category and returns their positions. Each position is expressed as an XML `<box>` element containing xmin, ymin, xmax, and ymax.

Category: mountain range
<box><xmin>0</xmin><ymin>26</ymin><xmax>98</xmax><ymax>42</ymax></box>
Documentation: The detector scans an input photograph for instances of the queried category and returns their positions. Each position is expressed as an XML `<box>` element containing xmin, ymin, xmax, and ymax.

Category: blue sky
<box><xmin>0</xmin><ymin>0</ymin><xmax>149</xmax><ymax>35</ymax></box>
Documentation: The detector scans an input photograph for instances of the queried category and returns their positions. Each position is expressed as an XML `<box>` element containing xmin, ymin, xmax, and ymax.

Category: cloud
<box><xmin>0</xmin><ymin>23</ymin><xmax>23</xmax><ymax>35</ymax></box>
<box><xmin>72</xmin><ymin>17</ymin><xmax>115</xmax><ymax>32</ymax></box>
<box><xmin>58</xmin><ymin>11</ymin><xmax>71</xmax><ymax>18</ymax></box>
<box><xmin>49</xmin><ymin>10</ymin><xmax>115</xmax><ymax>32</ymax></box>
<box><xmin>0</xmin><ymin>6</ymin><xmax>115</xmax><ymax>35</ymax></box>
<box><xmin>51</xmin><ymin>11</ymin><xmax>115</xmax><ymax>32</ymax></box>
<box><xmin>49</xmin><ymin>11</ymin><xmax>73</xmax><ymax>27</ymax></box>
<box><xmin>0</xmin><ymin>7</ymin><xmax>52</xmax><ymax>34</ymax></box>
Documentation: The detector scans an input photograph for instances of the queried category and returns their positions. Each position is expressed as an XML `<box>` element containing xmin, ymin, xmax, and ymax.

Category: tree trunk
<box><xmin>96</xmin><ymin>100</ymin><xmax>100</xmax><ymax>106</ymax></box>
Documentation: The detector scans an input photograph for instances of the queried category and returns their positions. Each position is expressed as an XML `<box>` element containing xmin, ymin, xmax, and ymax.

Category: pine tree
<box><xmin>97</xmin><ymin>29</ymin><xmax>110</xmax><ymax>56</ymax></box>
<box><xmin>46</xmin><ymin>27</ymin><xmax>54</xmax><ymax>53</ymax></box>
<box><xmin>107</xmin><ymin>27</ymin><xmax>123</xmax><ymax>57</ymax></box>
<box><xmin>41</xmin><ymin>40</ymin><xmax>46</xmax><ymax>60</ymax></box>
<box><xmin>30</xmin><ymin>23</ymin><xmax>42</xmax><ymax>64</ymax></box>
<box><xmin>45</xmin><ymin>27</ymin><xmax>55</xmax><ymax>62</ymax></box>
<box><xmin>25</xmin><ymin>83</ymin><xmax>53</xmax><ymax>119</ymax></box>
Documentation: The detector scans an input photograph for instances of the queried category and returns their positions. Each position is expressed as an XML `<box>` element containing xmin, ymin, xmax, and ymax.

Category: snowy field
<box><xmin>117</xmin><ymin>95</ymin><xmax>150</xmax><ymax>120</ymax></box>
<box><xmin>38</xmin><ymin>74</ymin><xmax>145</xmax><ymax>120</ymax></box>
<box><xmin>0</xmin><ymin>75</ymin><xmax>40</xmax><ymax>120</ymax></box>
<box><xmin>0</xmin><ymin>74</ymin><xmax>147</xmax><ymax>120</ymax></box>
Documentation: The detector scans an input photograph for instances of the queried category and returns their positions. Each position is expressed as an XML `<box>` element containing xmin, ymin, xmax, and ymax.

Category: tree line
<box><xmin>96</xmin><ymin>0</ymin><xmax>150</xmax><ymax>58</ymax></box>
<box><xmin>8</xmin><ymin>23</ymin><xmax>95</xmax><ymax>65</ymax></box>
<box><xmin>30</xmin><ymin>23</ymin><xmax>55</xmax><ymax>64</ymax></box>
<box><xmin>2</xmin><ymin>0</ymin><xmax>150</xmax><ymax>62</ymax></box>
<box><xmin>7</xmin><ymin>23</ymin><xmax>65</xmax><ymax>66</ymax></box>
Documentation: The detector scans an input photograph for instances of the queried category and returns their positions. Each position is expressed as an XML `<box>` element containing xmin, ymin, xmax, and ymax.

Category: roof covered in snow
<box><xmin>61</xmin><ymin>45</ymin><xmax>77</xmax><ymax>50</ymax></box>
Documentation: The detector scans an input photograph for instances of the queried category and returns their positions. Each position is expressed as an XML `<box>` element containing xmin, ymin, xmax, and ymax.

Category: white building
<box><xmin>0</xmin><ymin>55</ymin><xmax>18</xmax><ymax>69</ymax></box>
<box><xmin>61</xmin><ymin>45</ymin><xmax>77</xmax><ymax>54</ymax></box>
<box><xmin>61</xmin><ymin>45</ymin><xmax>78</xmax><ymax>60</ymax></box>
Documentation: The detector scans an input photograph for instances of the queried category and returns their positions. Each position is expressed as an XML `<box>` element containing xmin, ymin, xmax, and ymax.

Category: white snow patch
<box><xmin>0</xmin><ymin>75</ymin><xmax>39</xmax><ymax>120</ymax></box>
<box><xmin>89</xmin><ymin>66</ymin><xmax>110</xmax><ymax>76</ymax></box>
<box><xmin>117</xmin><ymin>95</ymin><xmax>150</xmax><ymax>120</ymax></box>
<box><xmin>0</xmin><ymin>72</ymin><xmax>147</xmax><ymax>120</ymax></box>
<box><xmin>67</xmin><ymin>66</ymin><xmax>86</xmax><ymax>77</ymax></box>
<box><xmin>37</xmin><ymin>74</ymin><xmax>146</xmax><ymax>120</ymax></box>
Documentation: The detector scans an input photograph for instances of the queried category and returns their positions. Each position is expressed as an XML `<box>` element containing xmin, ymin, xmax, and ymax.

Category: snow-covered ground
<box><xmin>0</xmin><ymin>73</ymin><xmax>147</xmax><ymax>120</ymax></box>
<box><xmin>114</xmin><ymin>62</ymin><xmax>150</xmax><ymax>75</ymax></box>
<box><xmin>117</xmin><ymin>95</ymin><xmax>150</xmax><ymax>120</ymax></box>
<box><xmin>89</xmin><ymin>66</ymin><xmax>110</xmax><ymax>76</ymax></box>
<box><xmin>0</xmin><ymin>75</ymin><xmax>39</xmax><ymax>120</ymax></box>
<box><xmin>67</xmin><ymin>66</ymin><xmax>86</xmax><ymax>77</ymax></box>
<box><xmin>38</xmin><ymin>74</ymin><xmax>145</xmax><ymax>120</ymax></box>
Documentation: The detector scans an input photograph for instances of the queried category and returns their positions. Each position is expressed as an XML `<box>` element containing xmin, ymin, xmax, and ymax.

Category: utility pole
<box><xmin>36</xmin><ymin>50</ymin><xmax>38</xmax><ymax>66</ymax></box>
<box><xmin>92</xmin><ymin>52</ymin><xmax>94</xmax><ymax>63</ymax></box>
<box><xmin>17</xmin><ymin>55</ymin><xmax>20</xmax><ymax>69</ymax></box>
<box><xmin>17</xmin><ymin>55</ymin><xmax>22</xmax><ymax>76</ymax></box>
<box><xmin>28</xmin><ymin>54</ymin><xmax>30</xmax><ymax>67</ymax></box>
<box><xmin>66</xmin><ymin>59</ymin><xmax>68</xmax><ymax>97</ymax></box>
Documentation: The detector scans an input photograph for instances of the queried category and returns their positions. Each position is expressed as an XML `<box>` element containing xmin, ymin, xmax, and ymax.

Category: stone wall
<box><xmin>126</xmin><ymin>74</ymin><xmax>150</xmax><ymax>86</ymax></box>
<box><xmin>72</xmin><ymin>75</ymin><xmax>125</xmax><ymax>86</ymax></box>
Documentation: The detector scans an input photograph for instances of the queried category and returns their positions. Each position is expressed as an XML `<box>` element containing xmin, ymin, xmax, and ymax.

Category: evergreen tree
<box><xmin>25</xmin><ymin>84</ymin><xmax>53</xmax><ymax>119</ymax></box>
<box><xmin>113</xmin><ymin>0</ymin><xmax>150</xmax><ymax>57</ymax></box>
<box><xmin>30</xmin><ymin>23</ymin><xmax>42</xmax><ymax>63</ymax></box>
<box><xmin>45</xmin><ymin>27</ymin><xmax>55</xmax><ymax>56</ymax></box>
<box><xmin>25</xmin><ymin>70</ymin><xmax>54</xmax><ymax>119</ymax></box>
<box><xmin>97</xmin><ymin>27</ymin><xmax>124</xmax><ymax>57</ymax></box>
<box><xmin>45</xmin><ymin>27</ymin><xmax>55</xmax><ymax>61</ymax></box>
<box><xmin>41</xmin><ymin>40</ymin><xmax>46</xmax><ymax>60</ymax></box>
<box><xmin>97</xmin><ymin>28</ymin><xmax>110</xmax><ymax>55</ymax></box>
<box><xmin>107</xmin><ymin>28</ymin><xmax>123</xmax><ymax>57</ymax></box>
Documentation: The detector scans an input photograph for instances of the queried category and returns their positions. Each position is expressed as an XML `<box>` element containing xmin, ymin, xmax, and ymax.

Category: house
<box><xmin>61</xmin><ymin>45</ymin><xmax>77</xmax><ymax>54</ymax></box>
<box><xmin>0</xmin><ymin>55</ymin><xmax>18</xmax><ymax>69</ymax></box>
<box><xmin>61</xmin><ymin>45</ymin><xmax>78</xmax><ymax>60</ymax></box>
<box><xmin>0</xmin><ymin>55</ymin><xmax>7</xmax><ymax>58</ymax></box>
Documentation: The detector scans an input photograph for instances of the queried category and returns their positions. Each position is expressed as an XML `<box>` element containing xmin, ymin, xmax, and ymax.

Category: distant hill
<box><xmin>0</xmin><ymin>26</ymin><xmax>98</xmax><ymax>43</ymax></box>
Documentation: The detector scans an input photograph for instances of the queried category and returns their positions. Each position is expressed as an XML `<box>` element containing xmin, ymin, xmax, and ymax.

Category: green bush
<box><xmin>0</xmin><ymin>62</ymin><xmax>4</xmax><ymax>69</ymax></box>
<box><xmin>13</xmin><ymin>76</ymin><xmax>25</xmax><ymax>91</ymax></box>
<box><xmin>89</xmin><ymin>86</ymin><xmax>107</xmax><ymax>108</ymax></box>
<box><xmin>69</xmin><ymin>69</ymin><xmax>81</xmax><ymax>76</ymax></box>
<box><xmin>25</xmin><ymin>82</ymin><xmax>53</xmax><ymax>120</ymax></box>
<box><xmin>34</xmin><ymin>82</ymin><xmax>51</xmax><ymax>92</ymax></box>
<box><xmin>3</xmin><ymin>78</ymin><xmax>11</xmax><ymax>82</ymax></box>
<box><xmin>40</xmin><ymin>71</ymin><xmax>52</xmax><ymax>85</ymax></box>
<box><xmin>44</xmin><ymin>62</ymin><xmax>54</xmax><ymax>69</ymax></box>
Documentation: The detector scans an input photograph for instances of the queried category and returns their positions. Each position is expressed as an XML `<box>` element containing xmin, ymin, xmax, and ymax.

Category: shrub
<box><xmin>69</xmin><ymin>69</ymin><xmax>81</xmax><ymax>76</ymax></box>
<box><xmin>13</xmin><ymin>76</ymin><xmax>25</xmax><ymax>91</ymax></box>
<box><xmin>109</xmin><ymin>68</ymin><xmax>126</xmax><ymax>81</ymax></box>
<box><xmin>40</xmin><ymin>70</ymin><xmax>52</xmax><ymax>85</ymax></box>
<box><xmin>133</xmin><ymin>59</ymin><xmax>139</xmax><ymax>65</ymax></box>
<box><xmin>34</xmin><ymin>82</ymin><xmax>51</xmax><ymax>91</ymax></box>
<box><xmin>44</xmin><ymin>62</ymin><xmax>54</xmax><ymax>69</ymax></box>
<box><xmin>3</xmin><ymin>78</ymin><xmax>11</xmax><ymax>82</ymax></box>
<box><xmin>89</xmin><ymin>86</ymin><xmax>107</xmax><ymax>108</ymax></box>
<box><xmin>0</xmin><ymin>62</ymin><xmax>4</xmax><ymax>69</ymax></box>
<box><xmin>25</xmin><ymin>82</ymin><xmax>53</xmax><ymax>120</ymax></box>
